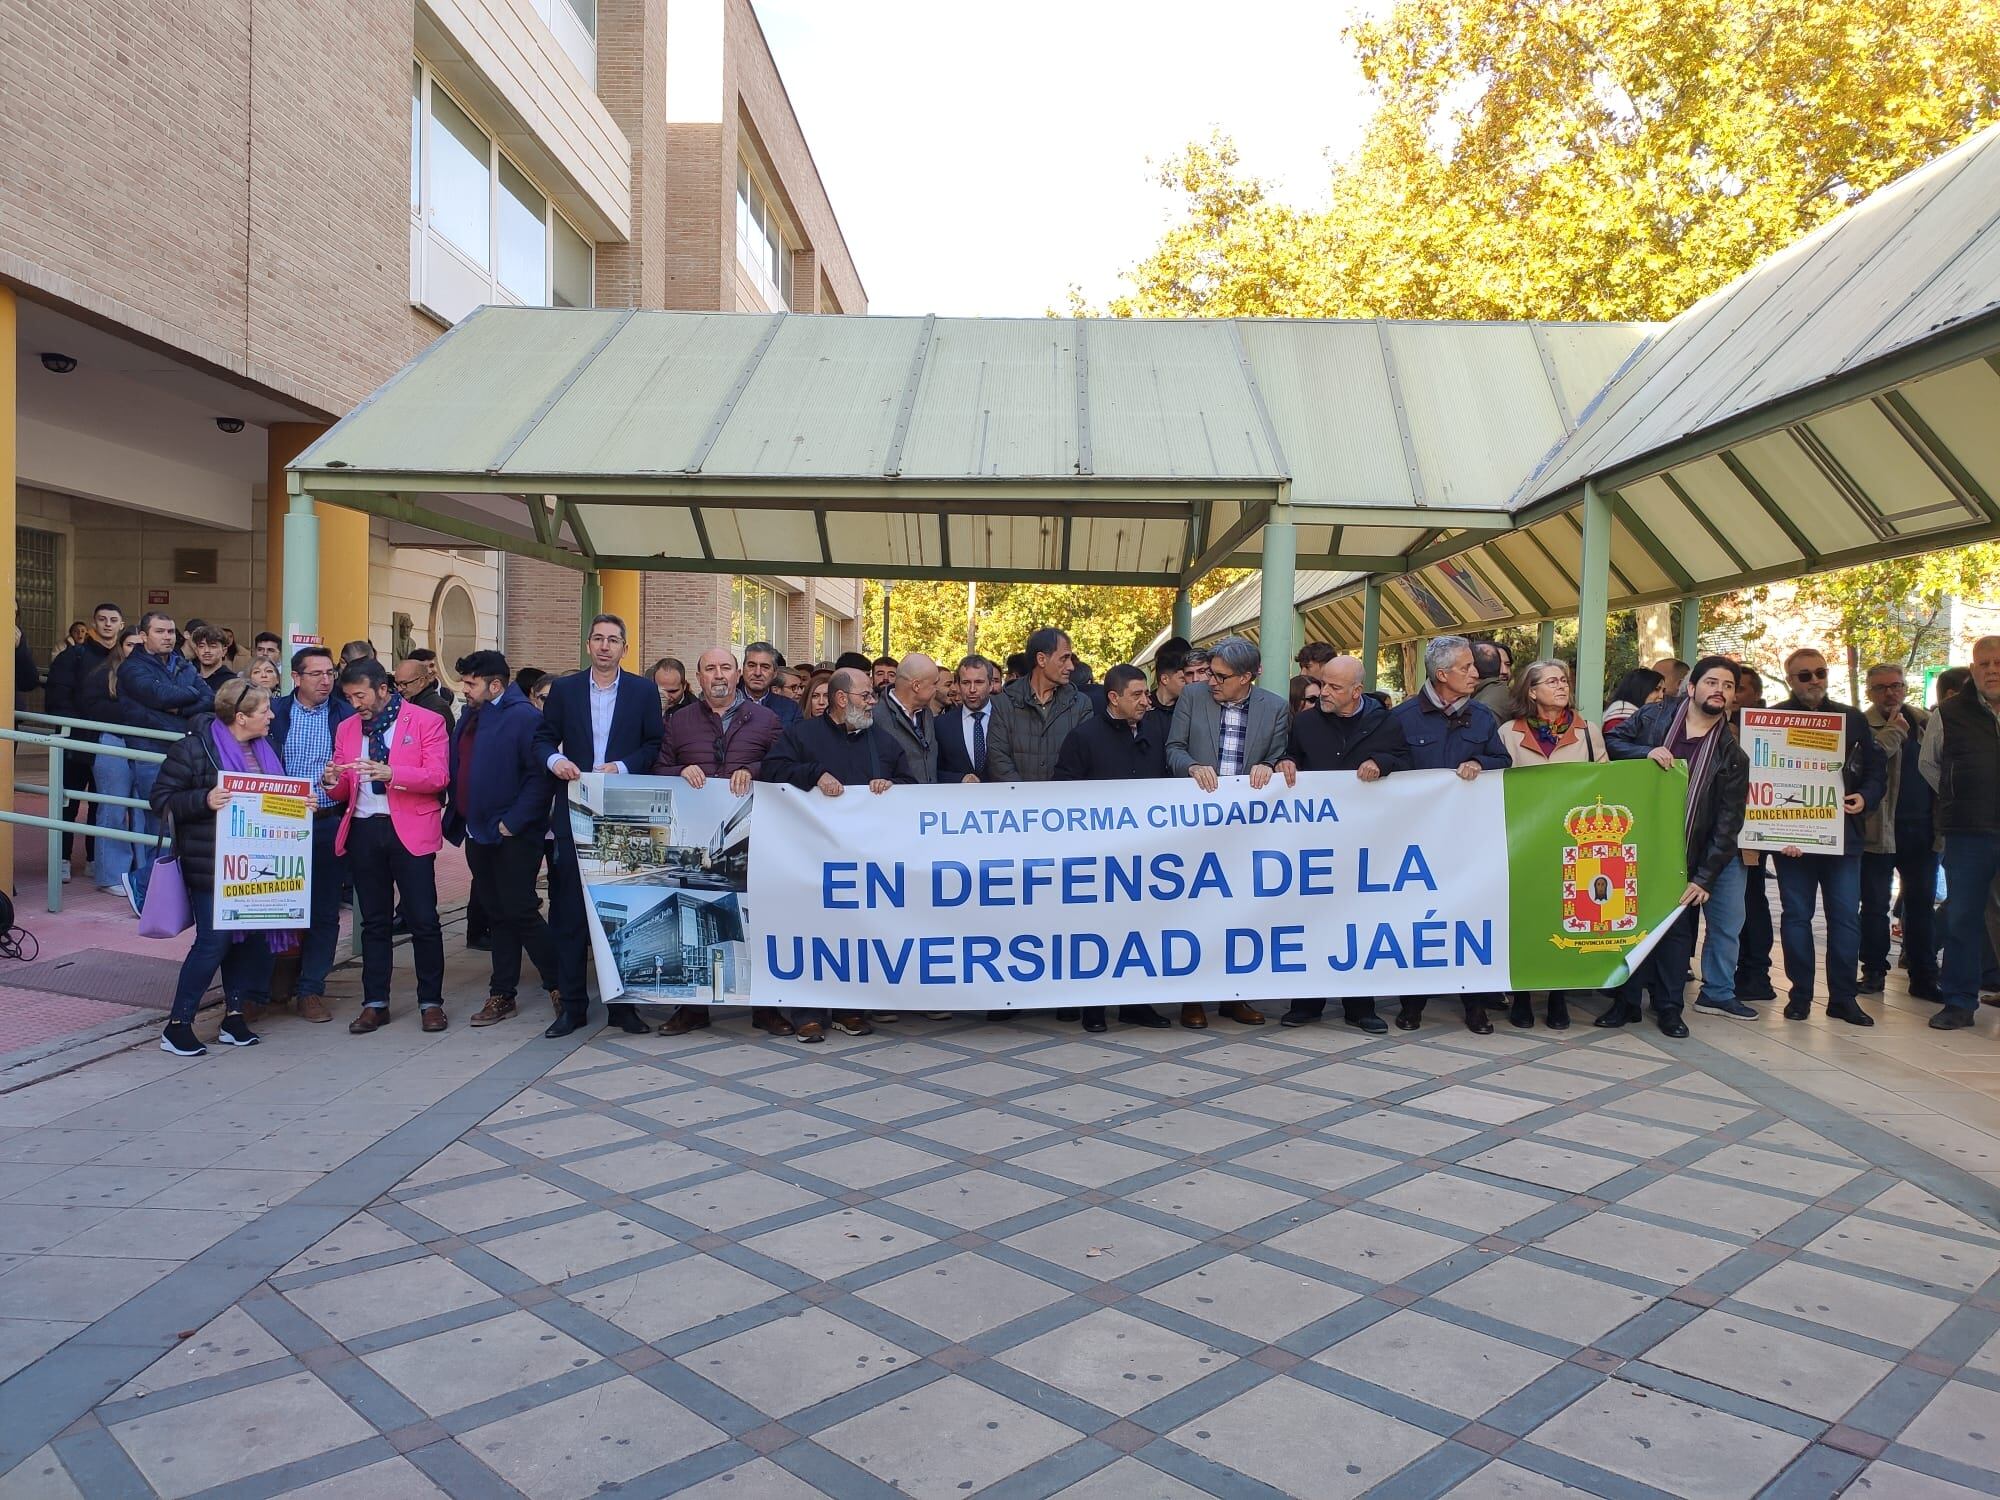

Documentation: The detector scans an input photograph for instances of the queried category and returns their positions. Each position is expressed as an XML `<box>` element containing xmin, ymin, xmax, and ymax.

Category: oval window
<box><xmin>430</xmin><ymin>577</ymin><xmax>478</xmax><ymax>685</ymax></box>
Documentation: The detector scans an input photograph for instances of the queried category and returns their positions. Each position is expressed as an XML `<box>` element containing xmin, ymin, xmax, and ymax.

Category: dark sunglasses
<box><xmin>1791</xmin><ymin>666</ymin><xmax>1829</xmax><ymax>681</ymax></box>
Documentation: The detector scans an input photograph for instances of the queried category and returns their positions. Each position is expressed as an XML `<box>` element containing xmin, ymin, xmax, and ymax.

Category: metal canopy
<box><xmin>1141</xmin><ymin>121</ymin><xmax>2000</xmax><ymax>653</ymax></box>
<box><xmin>290</xmin><ymin>309</ymin><xmax>1646</xmax><ymax>587</ymax></box>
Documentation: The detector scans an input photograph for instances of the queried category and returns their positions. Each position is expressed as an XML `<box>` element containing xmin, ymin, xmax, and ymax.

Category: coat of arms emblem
<box><xmin>1555</xmin><ymin>798</ymin><xmax>1639</xmax><ymax>952</ymax></box>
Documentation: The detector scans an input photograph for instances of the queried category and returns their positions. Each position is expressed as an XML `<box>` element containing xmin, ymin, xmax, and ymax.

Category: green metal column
<box><xmin>1677</xmin><ymin>593</ymin><xmax>1701</xmax><ymax>665</ymax></box>
<box><xmin>1256</xmin><ymin>499</ymin><xmax>1296</xmax><ymax>690</ymax></box>
<box><xmin>283</xmin><ymin>488</ymin><xmax>320</xmax><ymax>653</ymax></box>
<box><xmin>1575</xmin><ymin>480</ymin><xmax>1613</xmax><ymax>720</ymax></box>
<box><xmin>1172</xmin><ymin>587</ymin><xmax>1193</xmax><ymax>640</ymax></box>
<box><xmin>1361</xmin><ymin>580</ymin><xmax>1382</xmax><ymax>690</ymax></box>
<box><xmin>1537</xmin><ymin>619</ymin><xmax>1557</xmax><ymax>661</ymax></box>
<box><xmin>579</xmin><ymin>570</ymin><xmax>603</xmax><ymax>668</ymax></box>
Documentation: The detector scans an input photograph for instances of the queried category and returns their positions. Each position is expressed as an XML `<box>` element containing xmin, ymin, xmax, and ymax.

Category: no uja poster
<box><xmin>570</xmin><ymin>762</ymin><xmax>1688</xmax><ymax>1010</ymax></box>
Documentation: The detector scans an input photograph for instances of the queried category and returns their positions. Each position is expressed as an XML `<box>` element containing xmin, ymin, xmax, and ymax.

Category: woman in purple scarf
<box><xmin>149</xmin><ymin>679</ymin><xmax>300</xmax><ymax>1056</ymax></box>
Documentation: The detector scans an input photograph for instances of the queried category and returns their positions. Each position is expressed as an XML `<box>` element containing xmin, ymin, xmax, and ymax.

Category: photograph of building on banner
<box><xmin>1736</xmin><ymin>708</ymin><xmax>1848</xmax><ymax>854</ymax></box>
<box><xmin>568</xmin><ymin>773</ymin><xmax>754</xmax><ymax>1003</ymax></box>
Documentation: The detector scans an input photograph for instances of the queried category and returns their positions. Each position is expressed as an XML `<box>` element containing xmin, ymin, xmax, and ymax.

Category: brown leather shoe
<box><xmin>297</xmin><ymin>995</ymin><xmax>332</xmax><ymax>1024</ymax></box>
<box><xmin>1220</xmin><ymin>1001</ymin><xmax>1267</xmax><ymax>1027</ymax></box>
<box><xmin>1180</xmin><ymin>1004</ymin><xmax>1209</xmax><ymax>1029</ymax></box>
<box><xmin>349</xmin><ymin>1007</ymin><xmax>390</xmax><ymax>1034</ymax></box>
<box><xmin>421</xmin><ymin>1006</ymin><xmax>448</xmax><ymax>1032</ymax></box>
<box><xmin>469</xmin><ymin>995</ymin><xmax>517</xmax><ymax>1027</ymax></box>
<box><xmin>795</xmin><ymin>1021</ymin><xmax>826</xmax><ymax>1044</ymax></box>
<box><xmin>752</xmin><ymin>1008</ymin><xmax>795</xmax><ymax>1037</ymax></box>
<box><xmin>657</xmin><ymin>1006</ymin><xmax>712</xmax><ymax>1036</ymax></box>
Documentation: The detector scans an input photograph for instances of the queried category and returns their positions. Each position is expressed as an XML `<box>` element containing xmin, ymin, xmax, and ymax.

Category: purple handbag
<box><xmin>137</xmin><ymin>816</ymin><xmax>194</xmax><ymax>938</ymax></box>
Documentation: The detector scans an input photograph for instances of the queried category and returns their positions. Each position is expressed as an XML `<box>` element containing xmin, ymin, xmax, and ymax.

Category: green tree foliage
<box><xmin>1790</xmin><ymin>545</ymin><xmax>2000</xmax><ymax>673</ymax></box>
<box><xmin>862</xmin><ymin>573</ymin><xmax>1247</xmax><ymax>671</ymax></box>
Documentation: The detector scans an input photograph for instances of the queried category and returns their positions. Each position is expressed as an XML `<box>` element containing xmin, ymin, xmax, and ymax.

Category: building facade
<box><xmin>3</xmin><ymin>0</ymin><xmax>865</xmax><ymax>691</ymax></box>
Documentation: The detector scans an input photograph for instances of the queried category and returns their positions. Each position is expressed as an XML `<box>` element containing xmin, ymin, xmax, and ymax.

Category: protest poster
<box><xmin>569</xmin><ymin>761</ymin><xmax>1688</xmax><ymax>1010</ymax></box>
<box><xmin>1737</xmin><ymin>708</ymin><xmax>1847</xmax><ymax>854</ymax></box>
<box><xmin>213</xmin><ymin>772</ymin><xmax>314</xmax><ymax>929</ymax></box>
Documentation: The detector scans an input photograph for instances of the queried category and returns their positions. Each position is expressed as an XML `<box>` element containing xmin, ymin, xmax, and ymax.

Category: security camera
<box><xmin>215</xmin><ymin>417</ymin><xmax>245</xmax><ymax>434</ymax></box>
<box><xmin>40</xmin><ymin>352</ymin><xmax>78</xmax><ymax>374</ymax></box>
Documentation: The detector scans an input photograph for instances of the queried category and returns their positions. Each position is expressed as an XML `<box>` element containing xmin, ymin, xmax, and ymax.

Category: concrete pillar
<box><xmin>1361</xmin><ymin>580</ymin><xmax>1381</xmax><ymax>690</ymax></box>
<box><xmin>283</xmin><ymin>491</ymin><xmax>321</xmax><ymax>668</ymax></box>
<box><xmin>0</xmin><ymin>286</ymin><xmax>15</xmax><ymax>875</ymax></box>
<box><xmin>580</xmin><ymin>570</ymin><xmax>603</xmax><ymax>668</ymax></box>
<box><xmin>1256</xmin><ymin>502</ymin><xmax>1296</xmax><ymax>689</ymax></box>
<box><xmin>265</xmin><ymin>423</ymin><xmax>328</xmax><ymax>637</ymax></box>
<box><xmin>600</xmin><ymin>569</ymin><xmax>641</xmax><ymax>670</ymax></box>
<box><xmin>1537</xmin><ymin>618</ymin><xmax>1557</xmax><ymax>661</ymax></box>
<box><xmin>1575</xmin><ymin>481</ymin><xmax>1613</xmax><ymax>720</ymax></box>
<box><xmin>1677</xmin><ymin>593</ymin><xmax>1701</xmax><ymax>666</ymax></box>
<box><xmin>1635</xmin><ymin>603</ymin><xmax>1674</xmax><ymax>667</ymax></box>
<box><xmin>1172</xmin><ymin>587</ymin><xmax>1193</xmax><ymax>641</ymax></box>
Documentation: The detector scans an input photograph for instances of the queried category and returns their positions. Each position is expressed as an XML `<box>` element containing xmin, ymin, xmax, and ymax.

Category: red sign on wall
<box><xmin>147</xmin><ymin>589</ymin><xmax>170</xmax><ymax>606</ymax></box>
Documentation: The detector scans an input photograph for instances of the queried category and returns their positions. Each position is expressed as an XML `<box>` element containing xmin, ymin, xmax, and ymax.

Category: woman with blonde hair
<box><xmin>149</xmin><ymin>678</ymin><xmax>297</xmax><ymax>1055</ymax></box>
<box><xmin>1496</xmin><ymin>658</ymin><xmax>1608</xmax><ymax>1030</ymax></box>
<box><xmin>245</xmin><ymin>657</ymin><xmax>283</xmax><ymax>693</ymax></box>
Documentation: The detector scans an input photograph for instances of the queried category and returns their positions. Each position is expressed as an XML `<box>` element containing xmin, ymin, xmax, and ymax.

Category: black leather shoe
<box><xmin>1464</xmin><ymin>1004</ymin><xmax>1494</xmax><ymax>1036</ymax></box>
<box><xmin>1856</xmin><ymin>971</ymin><xmax>1885</xmax><ymax>995</ymax></box>
<box><xmin>1546</xmin><ymin>996</ymin><xmax>1570</xmax><ymax>1030</ymax></box>
<box><xmin>1826</xmin><ymin>1001</ymin><xmax>1875</xmax><ymax>1028</ymax></box>
<box><xmin>1929</xmin><ymin>1009</ymin><xmax>1974</xmax><ymax>1030</ymax></box>
<box><xmin>1279</xmin><ymin>1010</ymin><xmax>1315</xmax><ymax>1028</ymax></box>
<box><xmin>1656</xmin><ymin>1013</ymin><xmax>1690</xmax><ymax>1038</ymax></box>
<box><xmin>1055</xmin><ymin>1008</ymin><xmax>1079</xmax><ymax>1021</ymax></box>
<box><xmin>1081</xmin><ymin>1016</ymin><xmax>1108</xmax><ymax>1033</ymax></box>
<box><xmin>1782</xmin><ymin>998</ymin><xmax>1811</xmax><ymax>1020</ymax></box>
<box><xmin>1346</xmin><ymin>1014</ymin><xmax>1389</xmax><ymax>1035</ymax></box>
<box><xmin>1593</xmin><ymin>1003</ymin><xmax>1632</xmax><ymax>1029</ymax></box>
<box><xmin>1120</xmin><ymin>1007</ymin><xmax>1172</xmax><ymax>1028</ymax></box>
<box><xmin>1508</xmin><ymin>995</ymin><xmax>1535</xmax><ymax>1029</ymax></box>
<box><xmin>607</xmin><ymin>1005</ymin><xmax>649</xmax><ymax>1034</ymax></box>
<box><xmin>544</xmin><ymin>1012</ymin><xmax>585</xmax><ymax>1038</ymax></box>
<box><xmin>1908</xmin><ymin>978</ymin><xmax>1942</xmax><ymax>1002</ymax></box>
<box><xmin>1394</xmin><ymin>1004</ymin><xmax>1421</xmax><ymax>1032</ymax></box>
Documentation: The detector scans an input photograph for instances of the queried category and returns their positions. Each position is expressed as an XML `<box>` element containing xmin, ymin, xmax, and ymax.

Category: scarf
<box><xmin>1421</xmin><ymin>681</ymin><xmax>1472</xmax><ymax>720</ymax></box>
<box><xmin>1662</xmin><ymin>696</ymin><xmax>1724</xmax><ymax>849</ymax></box>
<box><xmin>364</xmin><ymin>695</ymin><xmax>403</xmax><ymax>792</ymax></box>
<box><xmin>1524</xmin><ymin>708</ymin><xmax>1573</xmax><ymax>756</ymax></box>
<box><xmin>209</xmin><ymin>721</ymin><xmax>302</xmax><ymax>956</ymax></box>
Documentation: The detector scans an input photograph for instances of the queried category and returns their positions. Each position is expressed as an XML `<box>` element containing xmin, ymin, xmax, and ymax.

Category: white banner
<box><xmin>1738</xmin><ymin>708</ymin><xmax>1847</xmax><ymax>854</ymax></box>
<box><xmin>747</xmin><ymin>771</ymin><xmax>1512</xmax><ymax>1009</ymax></box>
<box><xmin>213</xmin><ymin>772</ymin><xmax>314</xmax><ymax>930</ymax></box>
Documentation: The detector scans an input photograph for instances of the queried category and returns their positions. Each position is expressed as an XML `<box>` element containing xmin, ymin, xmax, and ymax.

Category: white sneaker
<box><xmin>59</xmin><ymin>859</ymin><xmax>71</xmax><ymax>883</ymax></box>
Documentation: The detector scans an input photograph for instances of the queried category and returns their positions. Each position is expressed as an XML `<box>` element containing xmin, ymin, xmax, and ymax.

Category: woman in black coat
<box><xmin>150</xmin><ymin>679</ymin><xmax>290</xmax><ymax>1056</ymax></box>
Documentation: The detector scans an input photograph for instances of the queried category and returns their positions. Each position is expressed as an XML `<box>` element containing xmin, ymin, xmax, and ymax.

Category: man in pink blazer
<box><xmin>324</xmin><ymin>658</ymin><xmax>452</xmax><ymax>1033</ymax></box>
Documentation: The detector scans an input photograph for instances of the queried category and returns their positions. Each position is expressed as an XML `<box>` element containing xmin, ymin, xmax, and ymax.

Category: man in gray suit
<box><xmin>877</xmin><ymin>652</ymin><xmax>940</xmax><ymax>785</ymax></box>
<box><xmin>1166</xmin><ymin>634</ymin><xmax>1295</xmax><ymax>1029</ymax></box>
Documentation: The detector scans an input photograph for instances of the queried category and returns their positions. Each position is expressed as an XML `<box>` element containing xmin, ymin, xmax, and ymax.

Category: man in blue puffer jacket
<box><xmin>114</xmin><ymin>612</ymin><xmax>215</xmax><ymax>910</ymax></box>
<box><xmin>1388</xmin><ymin>634</ymin><xmax>1511</xmax><ymax>1034</ymax></box>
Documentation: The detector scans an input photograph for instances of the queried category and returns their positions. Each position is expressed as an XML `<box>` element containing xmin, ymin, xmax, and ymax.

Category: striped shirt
<box><xmin>1217</xmin><ymin>700</ymin><xmax>1249</xmax><ymax>777</ymax></box>
<box><xmin>282</xmin><ymin>697</ymin><xmax>335</xmax><ymax>808</ymax></box>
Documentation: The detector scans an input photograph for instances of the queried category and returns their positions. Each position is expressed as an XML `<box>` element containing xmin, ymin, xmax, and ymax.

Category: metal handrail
<box><xmin>3</xmin><ymin>711</ymin><xmax>177</xmax><ymax>913</ymax></box>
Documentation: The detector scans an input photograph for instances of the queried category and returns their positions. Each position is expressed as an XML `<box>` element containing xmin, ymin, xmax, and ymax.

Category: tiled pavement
<box><xmin>5</xmin><ymin>1005</ymin><xmax>1998</xmax><ymax>1499</ymax></box>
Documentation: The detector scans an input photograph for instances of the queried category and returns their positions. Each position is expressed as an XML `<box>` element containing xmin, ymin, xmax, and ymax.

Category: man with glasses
<box><xmin>1860</xmin><ymin>662</ymin><xmax>1939</xmax><ymax>1002</ymax></box>
<box><xmin>395</xmin><ymin>651</ymin><xmax>456</xmax><ymax>732</ymax></box>
<box><xmin>1771</xmin><ymin>647</ymin><xmax>1885</xmax><ymax>1026</ymax></box>
<box><xmin>1167</xmin><ymin>634</ymin><xmax>1295</xmax><ymax>1029</ymax></box>
<box><xmin>655</xmin><ymin>647</ymin><xmax>788</xmax><ymax>1039</ymax></box>
<box><xmin>268</xmin><ymin>646</ymin><xmax>355</xmax><ymax>1022</ymax></box>
<box><xmin>762</xmin><ymin>668</ymin><xmax>917</xmax><ymax>1042</ymax></box>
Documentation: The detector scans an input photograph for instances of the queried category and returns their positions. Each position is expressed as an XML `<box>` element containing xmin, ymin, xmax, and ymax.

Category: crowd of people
<box><xmin>27</xmin><ymin>601</ymin><xmax>2000</xmax><ymax>1056</ymax></box>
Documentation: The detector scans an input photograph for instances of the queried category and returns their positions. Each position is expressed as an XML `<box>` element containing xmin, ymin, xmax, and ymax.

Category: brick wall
<box><xmin>593</xmin><ymin>0</ymin><xmax>667</xmax><ymax>308</ymax></box>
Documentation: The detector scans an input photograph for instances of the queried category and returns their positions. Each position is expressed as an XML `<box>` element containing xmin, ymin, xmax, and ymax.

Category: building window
<box><xmin>527</xmin><ymin>0</ymin><xmax>595</xmax><ymax>82</ymax></box>
<box><xmin>731</xmin><ymin>578</ymin><xmax>782</xmax><ymax>654</ymax></box>
<box><xmin>735</xmin><ymin>160</ymin><xmax>793</xmax><ymax>311</ymax></box>
<box><xmin>410</xmin><ymin>61</ymin><xmax>594</xmax><ymax>324</ymax></box>
<box><xmin>814</xmin><ymin>611</ymin><xmax>841</xmax><ymax>662</ymax></box>
<box><xmin>431</xmin><ymin>578</ymin><xmax>479</xmax><ymax>685</ymax></box>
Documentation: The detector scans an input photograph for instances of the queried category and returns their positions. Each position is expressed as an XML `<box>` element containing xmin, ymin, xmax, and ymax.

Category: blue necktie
<box><xmin>973</xmin><ymin>710</ymin><xmax>986</xmax><ymax>768</ymax></box>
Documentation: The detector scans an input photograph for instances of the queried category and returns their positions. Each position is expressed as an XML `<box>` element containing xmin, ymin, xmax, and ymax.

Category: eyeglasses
<box><xmin>1791</xmin><ymin>666</ymin><xmax>1829</xmax><ymax>681</ymax></box>
<box><xmin>1209</xmin><ymin>667</ymin><xmax>1239</xmax><ymax>683</ymax></box>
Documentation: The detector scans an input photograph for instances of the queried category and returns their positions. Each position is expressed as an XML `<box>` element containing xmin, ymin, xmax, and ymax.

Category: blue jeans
<box><xmin>1774</xmin><ymin>851</ymin><xmax>1862</xmax><ymax>1008</ymax></box>
<box><xmin>91</xmin><ymin>738</ymin><xmax>139</xmax><ymax>891</ymax></box>
<box><xmin>1940</xmin><ymin>833</ymin><xmax>2000</xmax><ymax>1014</ymax></box>
<box><xmin>127</xmin><ymin>757</ymin><xmax>163</xmax><ymax>904</ymax></box>
<box><xmin>297</xmin><ymin>814</ymin><xmax>347</xmax><ymax>997</ymax></box>
<box><xmin>1695</xmin><ymin>856</ymin><xmax>1747</xmax><ymax>1004</ymax></box>
<box><xmin>168</xmin><ymin>894</ymin><xmax>275</xmax><ymax>1024</ymax></box>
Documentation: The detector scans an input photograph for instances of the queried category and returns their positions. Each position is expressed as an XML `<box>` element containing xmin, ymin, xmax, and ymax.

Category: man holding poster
<box><xmin>1761</xmin><ymin>648</ymin><xmax>1885</xmax><ymax>1026</ymax></box>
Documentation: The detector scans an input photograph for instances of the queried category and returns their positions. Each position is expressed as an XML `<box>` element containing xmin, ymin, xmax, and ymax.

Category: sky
<box><xmin>753</xmin><ymin>1</ymin><xmax>1387</xmax><ymax>317</ymax></box>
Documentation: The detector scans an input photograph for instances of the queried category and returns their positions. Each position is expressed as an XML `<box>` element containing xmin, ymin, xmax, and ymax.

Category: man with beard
<box><xmin>1769</xmin><ymin>647</ymin><xmax>1884</xmax><ymax>1026</ymax></box>
<box><xmin>1605</xmin><ymin>656</ymin><xmax>1751</xmax><ymax>1036</ymax></box>
<box><xmin>762</xmin><ymin>668</ymin><xmax>916</xmax><ymax>1041</ymax></box>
